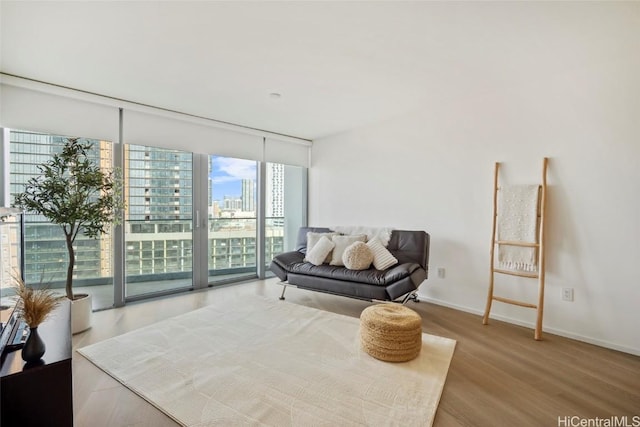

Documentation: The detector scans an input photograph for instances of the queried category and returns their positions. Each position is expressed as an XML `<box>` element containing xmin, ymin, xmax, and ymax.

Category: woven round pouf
<box><xmin>360</xmin><ymin>304</ymin><xmax>422</xmax><ymax>362</ymax></box>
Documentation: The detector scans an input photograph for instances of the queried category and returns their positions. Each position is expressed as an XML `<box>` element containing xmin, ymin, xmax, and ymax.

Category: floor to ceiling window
<box><xmin>124</xmin><ymin>144</ymin><xmax>194</xmax><ymax>299</ymax></box>
<box><xmin>2</xmin><ymin>126</ymin><xmax>308</xmax><ymax>309</ymax></box>
<box><xmin>207</xmin><ymin>155</ymin><xmax>257</xmax><ymax>284</ymax></box>
<box><xmin>7</xmin><ymin>130</ymin><xmax>116</xmax><ymax>310</ymax></box>
<box><xmin>265</xmin><ymin>162</ymin><xmax>306</xmax><ymax>273</ymax></box>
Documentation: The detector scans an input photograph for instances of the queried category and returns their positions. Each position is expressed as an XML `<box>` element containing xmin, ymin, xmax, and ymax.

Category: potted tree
<box><xmin>13</xmin><ymin>138</ymin><xmax>125</xmax><ymax>334</ymax></box>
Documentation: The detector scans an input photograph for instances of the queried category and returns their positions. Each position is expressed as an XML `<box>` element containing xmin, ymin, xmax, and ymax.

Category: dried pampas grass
<box><xmin>14</xmin><ymin>276</ymin><xmax>63</xmax><ymax>328</ymax></box>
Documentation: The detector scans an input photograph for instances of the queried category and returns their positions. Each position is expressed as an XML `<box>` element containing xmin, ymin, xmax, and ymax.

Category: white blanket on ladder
<box><xmin>497</xmin><ymin>185</ymin><xmax>539</xmax><ymax>271</ymax></box>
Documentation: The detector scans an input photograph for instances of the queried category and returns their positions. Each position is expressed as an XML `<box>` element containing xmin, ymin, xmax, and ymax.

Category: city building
<box><xmin>7</xmin><ymin>131</ymin><xmax>110</xmax><ymax>284</ymax></box>
<box><xmin>241</xmin><ymin>179</ymin><xmax>254</xmax><ymax>212</ymax></box>
<box><xmin>266</xmin><ymin>163</ymin><xmax>284</xmax><ymax>228</ymax></box>
<box><xmin>3</xmin><ymin>130</ymin><xmax>286</xmax><ymax>299</ymax></box>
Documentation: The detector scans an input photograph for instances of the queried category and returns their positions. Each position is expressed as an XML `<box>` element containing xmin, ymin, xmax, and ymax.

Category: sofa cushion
<box><xmin>287</xmin><ymin>262</ymin><xmax>421</xmax><ymax>286</ymax></box>
<box><xmin>304</xmin><ymin>231</ymin><xmax>338</xmax><ymax>263</ymax></box>
<box><xmin>296</xmin><ymin>227</ymin><xmax>334</xmax><ymax>253</ymax></box>
<box><xmin>329</xmin><ymin>234</ymin><xmax>366</xmax><ymax>266</ymax></box>
<box><xmin>305</xmin><ymin>236</ymin><xmax>335</xmax><ymax>266</ymax></box>
<box><xmin>368</xmin><ymin>238</ymin><xmax>398</xmax><ymax>270</ymax></box>
<box><xmin>342</xmin><ymin>241</ymin><xmax>373</xmax><ymax>270</ymax></box>
<box><xmin>287</xmin><ymin>274</ymin><xmax>393</xmax><ymax>301</ymax></box>
<box><xmin>306</xmin><ymin>231</ymin><xmax>339</xmax><ymax>251</ymax></box>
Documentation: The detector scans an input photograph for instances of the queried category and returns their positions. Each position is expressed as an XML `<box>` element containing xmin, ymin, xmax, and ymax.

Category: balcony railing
<box><xmin>20</xmin><ymin>217</ymin><xmax>286</xmax><ymax>288</ymax></box>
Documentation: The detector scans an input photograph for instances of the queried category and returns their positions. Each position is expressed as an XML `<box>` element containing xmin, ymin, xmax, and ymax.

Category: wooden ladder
<box><xmin>482</xmin><ymin>158</ymin><xmax>548</xmax><ymax>340</ymax></box>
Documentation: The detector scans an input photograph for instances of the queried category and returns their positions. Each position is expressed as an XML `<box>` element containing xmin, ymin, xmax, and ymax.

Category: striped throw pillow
<box><xmin>367</xmin><ymin>238</ymin><xmax>398</xmax><ymax>270</ymax></box>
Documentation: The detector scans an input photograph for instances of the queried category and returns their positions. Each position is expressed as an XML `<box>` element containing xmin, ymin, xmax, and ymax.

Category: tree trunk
<box><xmin>65</xmin><ymin>234</ymin><xmax>75</xmax><ymax>300</ymax></box>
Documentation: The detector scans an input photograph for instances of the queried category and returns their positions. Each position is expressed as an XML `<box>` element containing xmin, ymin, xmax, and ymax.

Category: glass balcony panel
<box><xmin>8</xmin><ymin>130</ymin><xmax>116</xmax><ymax>310</ymax></box>
<box><xmin>207</xmin><ymin>155</ymin><xmax>257</xmax><ymax>283</ymax></box>
<box><xmin>125</xmin><ymin>144</ymin><xmax>193</xmax><ymax>298</ymax></box>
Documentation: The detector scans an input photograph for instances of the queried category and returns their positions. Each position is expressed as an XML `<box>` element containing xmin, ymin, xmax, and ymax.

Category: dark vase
<box><xmin>22</xmin><ymin>326</ymin><xmax>46</xmax><ymax>363</ymax></box>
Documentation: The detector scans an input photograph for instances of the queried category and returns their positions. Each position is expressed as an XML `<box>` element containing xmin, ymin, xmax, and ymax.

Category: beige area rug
<box><xmin>78</xmin><ymin>297</ymin><xmax>456</xmax><ymax>426</ymax></box>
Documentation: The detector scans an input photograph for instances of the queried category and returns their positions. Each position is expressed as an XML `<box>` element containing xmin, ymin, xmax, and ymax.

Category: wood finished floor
<box><xmin>72</xmin><ymin>279</ymin><xmax>640</xmax><ymax>427</ymax></box>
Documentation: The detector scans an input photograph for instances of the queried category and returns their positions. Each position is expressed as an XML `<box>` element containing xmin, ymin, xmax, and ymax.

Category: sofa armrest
<box><xmin>270</xmin><ymin>251</ymin><xmax>305</xmax><ymax>281</ymax></box>
<box><xmin>382</xmin><ymin>263</ymin><xmax>422</xmax><ymax>284</ymax></box>
<box><xmin>272</xmin><ymin>250</ymin><xmax>305</xmax><ymax>268</ymax></box>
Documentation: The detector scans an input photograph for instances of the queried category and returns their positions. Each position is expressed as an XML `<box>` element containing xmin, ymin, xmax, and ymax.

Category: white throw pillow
<box><xmin>342</xmin><ymin>241</ymin><xmax>374</xmax><ymax>270</ymax></box>
<box><xmin>367</xmin><ymin>238</ymin><xmax>398</xmax><ymax>270</ymax></box>
<box><xmin>305</xmin><ymin>232</ymin><xmax>338</xmax><ymax>263</ymax></box>
<box><xmin>330</xmin><ymin>234</ymin><xmax>367</xmax><ymax>266</ymax></box>
<box><xmin>305</xmin><ymin>236</ymin><xmax>335</xmax><ymax>266</ymax></box>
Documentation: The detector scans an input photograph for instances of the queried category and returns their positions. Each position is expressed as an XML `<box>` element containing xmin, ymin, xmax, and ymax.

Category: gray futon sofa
<box><xmin>270</xmin><ymin>227</ymin><xmax>430</xmax><ymax>303</ymax></box>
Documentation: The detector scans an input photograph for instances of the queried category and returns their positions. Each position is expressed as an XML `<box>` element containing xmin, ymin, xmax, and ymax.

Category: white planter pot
<box><xmin>71</xmin><ymin>293</ymin><xmax>92</xmax><ymax>334</ymax></box>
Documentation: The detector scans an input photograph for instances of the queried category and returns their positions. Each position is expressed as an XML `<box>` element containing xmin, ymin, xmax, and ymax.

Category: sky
<box><xmin>209</xmin><ymin>156</ymin><xmax>256</xmax><ymax>202</ymax></box>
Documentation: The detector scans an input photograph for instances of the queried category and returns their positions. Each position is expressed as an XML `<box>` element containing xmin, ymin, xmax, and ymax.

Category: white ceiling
<box><xmin>1</xmin><ymin>1</ymin><xmax>637</xmax><ymax>140</ymax></box>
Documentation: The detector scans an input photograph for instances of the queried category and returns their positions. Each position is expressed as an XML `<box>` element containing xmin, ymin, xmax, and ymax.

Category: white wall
<box><xmin>309</xmin><ymin>5</ymin><xmax>640</xmax><ymax>355</ymax></box>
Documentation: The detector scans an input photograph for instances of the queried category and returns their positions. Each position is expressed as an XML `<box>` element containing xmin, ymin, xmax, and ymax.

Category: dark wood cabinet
<box><xmin>1</xmin><ymin>300</ymin><xmax>73</xmax><ymax>427</ymax></box>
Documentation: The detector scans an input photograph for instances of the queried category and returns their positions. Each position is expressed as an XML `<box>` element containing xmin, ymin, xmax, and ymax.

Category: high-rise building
<box><xmin>223</xmin><ymin>196</ymin><xmax>242</xmax><ymax>211</ymax></box>
<box><xmin>5</xmin><ymin>131</ymin><xmax>286</xmax><ymax>290</ymax></box>
<box><xmin>241</xmin><ymin>179</ymin><xmax>255</xmax><ymax>212</ymax></box>
<box><xmin>266</xmin><ymin>163</ymin><xmax>284</xmax><ymax>218</ymax></box>
<box><xmin>7</xmin><ymin>131</ymin><xmax>111</xmax><ymax>284</ymax></box>
<box><xmin>125</xmin><ymin>145</ymin><xmax>193</xmax><ymax>222</ymax></box>
<box><xmin>124</xmin><ymin>144</ymin><xmax>193</xmax><ymax>278</ymax></box>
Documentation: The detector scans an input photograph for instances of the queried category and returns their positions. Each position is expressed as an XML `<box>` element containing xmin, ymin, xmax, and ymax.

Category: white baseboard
<box><xmin>418</xmin><ymin>293</ymin><xmax>640</xmax><ymax>357</ymax></box>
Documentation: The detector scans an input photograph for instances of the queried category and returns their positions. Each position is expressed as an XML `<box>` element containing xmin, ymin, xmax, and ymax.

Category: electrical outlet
<box><xmin>562</xmin><ymin>287</ymin><xmax>574</xmax><ymax>302</ymax></box>
<box><xmin>437</xmin><ymin>267</ymin><xmax>446</xmax><ymax>279</ymax></box>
